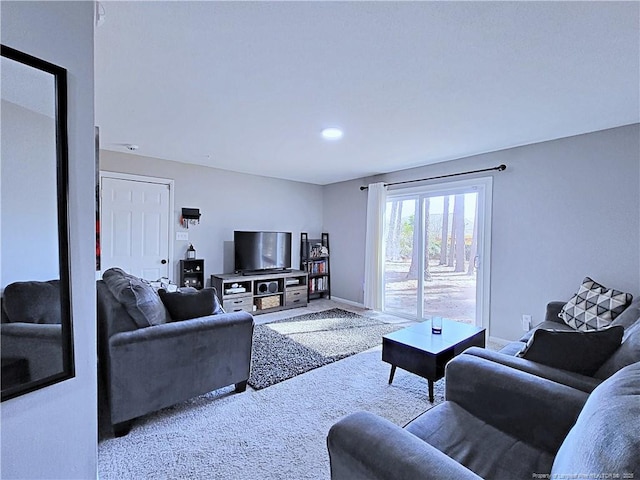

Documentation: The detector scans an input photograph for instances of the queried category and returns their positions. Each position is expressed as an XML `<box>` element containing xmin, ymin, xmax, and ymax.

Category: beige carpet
<box><xmin>98</xmin><ymin>346</ymin><xmax>441</xmax><ymax>480</ymax></box>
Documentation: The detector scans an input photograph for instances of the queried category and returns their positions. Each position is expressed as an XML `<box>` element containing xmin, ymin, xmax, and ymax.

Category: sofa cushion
<box><xmin>467</xmin><ymin>347</ymin><xmax>601</xmax><ymax>393</ymax></box>
<box><xmin>516</xmin><ymin>326</ymin><xmax>623</xmax><ymax>376</ymax></box>
<box><xmin>593</xmin><ymin>320</ymin><xmax>640</xmax><ymax>380</ymax></box>
<box><xmin>158</xmin><ymin>287</ymin><xmax>224</xmax><ymax>321</ymax></box>
<box><xmin>611</xmin><ymin>297</ymin><xmax>640</xmax><ymax>330</ymax></box>
<box><xmin>551</xmin><ymin>362</ymin><xmax>640</xmax><ymax>476</ymax></box>
<box><xmin>2</xmin><ymin>280</ymin><xmax>61</xmax><ymax>324</ymax></box>
<box><xmin>405</xmin><ymin>402</ymin><xmax>554</xmax><ymax>479</ymax></box>
<box><xmin>560</xmin><ymin>277</ymin><xmax>632</xmax><ymax>331</ymax></box>
<box><xmin>102</xmin><ymin>268</ymin><xmax>170</xmax><ymax>328</ymax></box>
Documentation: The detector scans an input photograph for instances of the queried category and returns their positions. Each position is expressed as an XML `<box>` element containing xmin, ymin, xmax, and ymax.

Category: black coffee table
<box><xmin>382</xmin><ymin>319</ymin><xmax>485</xmax><ymax>402</ymax></box>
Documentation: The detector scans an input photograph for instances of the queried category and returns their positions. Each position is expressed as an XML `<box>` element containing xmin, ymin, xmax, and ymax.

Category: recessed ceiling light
<box><xmin>321</xmin><ymin>127</ymin><xmax>343</xmax><ymax>140</ymax></box>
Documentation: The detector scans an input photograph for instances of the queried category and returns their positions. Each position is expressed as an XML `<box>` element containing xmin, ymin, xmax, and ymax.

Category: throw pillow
<box><xmin>516</xmin><ymin>326</ymin><xmax>624</xmax><ymax>376</ymax></box>
<box><xmin>559</xmin><ymin>277</ymin><xmax>632</xmax><ymax>331</ymax></box>
<box><xmin>158</xmin><ymin>287</ymin><xmax>225</xmax><ymax>321</ymax></box>
<box><xmin>102</xmin><ymin>267</ymin><xmax>170</xmax><ymax>328</ymax></box>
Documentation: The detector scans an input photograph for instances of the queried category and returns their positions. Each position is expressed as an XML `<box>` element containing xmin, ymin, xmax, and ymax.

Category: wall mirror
<box><xmin>1</xmin><ymin>45</ymin><xmax>74</xmax><ymax>401</ymax></box>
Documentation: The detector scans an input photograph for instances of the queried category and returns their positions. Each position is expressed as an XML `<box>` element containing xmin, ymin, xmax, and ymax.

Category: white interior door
<box><xmin>100</xmin><ymin>176</ymin><xmax>171</xmax><ymax>281</ymax></box>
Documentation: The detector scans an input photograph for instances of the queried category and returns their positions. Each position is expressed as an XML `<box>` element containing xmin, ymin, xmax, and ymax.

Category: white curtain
<box><xmin>363</xmin><ymin>182</ymin><xmax>387</xmax><ymax>310</ymax></box>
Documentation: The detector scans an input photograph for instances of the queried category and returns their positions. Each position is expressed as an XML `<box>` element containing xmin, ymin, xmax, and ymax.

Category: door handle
<box><xmin>161</xmin><ymin>259</ymin><xmax>167</xmax><ymax>264</ymax></box>
<box><xmin>473</xmin><ymin>256</ymin><xmax>479</xmax><ymax>269</ymax></box>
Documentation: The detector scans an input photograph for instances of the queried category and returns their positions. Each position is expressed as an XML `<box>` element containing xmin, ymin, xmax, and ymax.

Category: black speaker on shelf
<box><xmin>257</xmin><ymin>281</ymin><xmax>278</xmax><ymax>293</ymax></box>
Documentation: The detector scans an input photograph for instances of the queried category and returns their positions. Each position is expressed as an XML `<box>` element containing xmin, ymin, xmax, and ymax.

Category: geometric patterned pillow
<box><xmin>559</xmin><ymin>277</ymin><xmax>632</xmax><ymax>332</ymax></box>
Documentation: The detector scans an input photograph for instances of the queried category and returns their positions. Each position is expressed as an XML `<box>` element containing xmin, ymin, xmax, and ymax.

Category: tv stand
<box><xmin>211</xmin><ymin>270</ymin><xmax>308</xmax><ymax>315</ymax></box>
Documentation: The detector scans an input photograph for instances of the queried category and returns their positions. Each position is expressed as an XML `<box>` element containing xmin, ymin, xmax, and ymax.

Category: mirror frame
<box><xmin>1</xmin><ymin>44</ymin><xmax>75</xmax><ymax>401</ymax></box>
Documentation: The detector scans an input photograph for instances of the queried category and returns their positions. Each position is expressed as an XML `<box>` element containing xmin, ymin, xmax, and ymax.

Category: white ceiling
<box><xmin>95</xmin><ymin>1</ymin><xmax>640</xmax><ymax>186</ymax></box>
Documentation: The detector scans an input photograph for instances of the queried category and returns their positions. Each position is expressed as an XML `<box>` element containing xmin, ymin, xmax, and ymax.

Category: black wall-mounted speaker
<box><xmin>257</xmin><ymin>281</ymin><xmax>278</xmax><ymax>293</ymax></box>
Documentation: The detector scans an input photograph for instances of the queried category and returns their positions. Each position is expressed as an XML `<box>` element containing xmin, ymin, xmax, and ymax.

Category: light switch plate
<box><xmin>176</xmin><ymin>232</ymin><xmax>188</xmax><ymax>241</ymax></box>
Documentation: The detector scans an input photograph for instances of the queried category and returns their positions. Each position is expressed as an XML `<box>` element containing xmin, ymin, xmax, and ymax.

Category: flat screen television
<box><xmin>234</xmin><ymin>231</ymin><xmax>292</xmax><ymax>273</ymax></box>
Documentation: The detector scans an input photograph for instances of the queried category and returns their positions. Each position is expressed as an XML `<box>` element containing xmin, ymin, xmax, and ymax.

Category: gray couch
<box><xmin>327</xmin><ymin>354</ymin><xmax>640</xmax><ymax>480</ymax></box>
<box><xmin>97</xmin><ymin>279</ymin><xmax>254</xmax><ymax>436</ymax></box>
<box><xmin>465</xmin><ymin>297</ymin><xmax>640</xmax><ymax>393</ymax></box>
<box><xmin>1</xmin><ymin>280</ymin><xmax>63</xmax><ymax>388</ymax></box>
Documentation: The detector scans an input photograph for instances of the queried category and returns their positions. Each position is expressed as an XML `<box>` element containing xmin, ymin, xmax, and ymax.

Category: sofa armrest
<box><xmin>463</xmin><ymin>347</ymin><xmax>601</xmax><ymax>393</ymax></box>
<box><xmin>1</xmin><ymin>323</ymin><xmax>63</xmax><ymax>380</ymax></box>
<box><xmin>445</xmin><ymin>354</ymin><xmax>589</xmax><ymax>454</ymax></box>
<box><xmin>545</xmin><ymin>301</ymin><xmax>567</xmax><ymax>324</ymax></box>
<box><xmin>105</xmin><ymin>311</ymin><xmax>254</xmax><ymax>424</ymax></box>
<box><xmin>327</xmin><ymin>411</ymin><xmax>481</xmax><ymax>480</ymax></box>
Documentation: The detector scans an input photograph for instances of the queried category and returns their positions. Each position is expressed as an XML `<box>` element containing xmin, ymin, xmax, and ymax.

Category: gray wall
<box><xmin>1</xmin><ymin>1</ymin><xmax>97</xmax><ymax>479</ymax></box>
<box><xmin>1</xmin><ymin>101</ymin><xmax>59</xmax><ymax>285</ymax></box>
<box><xmin>100</xmin><ymin>151</ymin><xmax>324</xmax><ymax>280</ymax></box>
<box><xmin>323</xmin><ymin>125</ymin><xmax>640</xmax><ymax>341</ymax></box>
<box><xmin>322</xmin><ymin>177</ymin><xmax>368</xmax><ymax>303</ymax></box>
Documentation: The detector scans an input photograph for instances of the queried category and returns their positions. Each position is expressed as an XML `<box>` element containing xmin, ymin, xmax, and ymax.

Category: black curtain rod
<box><xmin>359</xmin><ymin>164</ymin><xmax>507</xmax><ymax>191</ymax></box>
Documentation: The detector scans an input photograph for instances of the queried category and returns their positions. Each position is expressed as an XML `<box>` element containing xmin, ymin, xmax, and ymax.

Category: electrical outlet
<box><xmin>176</xmin><ymin>232</ymin><xmax>188</xmax><ymax>241</ymax></box>
<box><xmin>522</xmin><ymin>314</ymin><xmax>532</xmax><ymax>331</ymax></box>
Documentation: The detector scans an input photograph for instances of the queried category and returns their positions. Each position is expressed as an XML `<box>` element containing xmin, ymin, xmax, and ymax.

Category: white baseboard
<box><xmin>331</xmin><ymin>296</ymin><xmax>366</xmax><ymax>309</ymax></box>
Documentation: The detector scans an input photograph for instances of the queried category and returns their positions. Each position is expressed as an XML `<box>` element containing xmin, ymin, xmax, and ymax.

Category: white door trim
<box><xmin>99</xmin><ymin>171</ymin><xmax>175</xmax><ymax>279</ymax></box>
<box><xmin>385</xmin><ymin>176</ymin><xmax>493</xmax><ymax>332</ymax></box>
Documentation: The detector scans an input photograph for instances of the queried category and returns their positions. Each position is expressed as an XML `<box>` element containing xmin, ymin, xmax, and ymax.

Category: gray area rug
<box><xmin>248</xmin><ymin>308</ymin><xmax>404</xmax><ymax>389</ymax></box>
<box><xmin>98</xmin><ymin>346</ymin><xmax>443</xmax><ymax>480</ymax></box>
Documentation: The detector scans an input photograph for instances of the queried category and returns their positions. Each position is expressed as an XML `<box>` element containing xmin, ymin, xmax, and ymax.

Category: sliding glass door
<box><xmin>383</xmin><ymin>178</ymin><xmax>492</xmax><ymax>326</ymax></box>
<box><xmin>384</xmin><ymin>197</ymin><xmax>419</xmax><ymax>318</ymax></box>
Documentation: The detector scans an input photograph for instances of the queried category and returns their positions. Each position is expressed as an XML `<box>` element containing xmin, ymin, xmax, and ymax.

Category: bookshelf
<box><xmin>300</xmin><ymin>232</ymin><xmax>331</xmax><ymax>300</ymax></box>
<box><xmin>179</xmin><ymin>259</ymin><xmax>204</xmax><ymax>289</ymax></box>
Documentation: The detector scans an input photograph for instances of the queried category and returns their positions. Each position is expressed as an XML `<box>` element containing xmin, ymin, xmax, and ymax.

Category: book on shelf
<box><xmin>305</xmin><ymin>260</ymin><xmax>328</xmax><ymax>275</ymax></box>
<box><xmin>309</xmin><ymin>276</ymin><xmax>327</xmax><ymax>293</ymax></box>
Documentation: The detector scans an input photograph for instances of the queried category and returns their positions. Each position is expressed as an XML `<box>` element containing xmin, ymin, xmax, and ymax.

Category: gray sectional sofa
<box><xmin>97</xmin><ymin>269</ymin><xmax>254</xmax><ymax>436</ymax></box>
<box><xmin>328</xmin><ymin>290</ymin><xmax>640</xmax><ymax>479</ymax></box>
<box><xmin>1</xmin><ymin>280</ymin><xmax>63</xmax><ymax>388</ymax></box>
<box><xmin>466</xmin><ymin>297</ymin><xmax>640</xmax><ymax>393</ymax></box>
<box><xmin>328</xmin><ymin>354</ymin><xmax>640</xmax><ymax>480</ymax></box>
